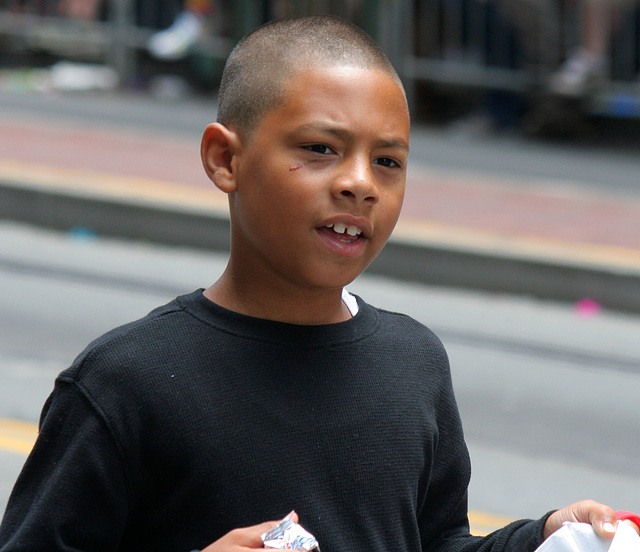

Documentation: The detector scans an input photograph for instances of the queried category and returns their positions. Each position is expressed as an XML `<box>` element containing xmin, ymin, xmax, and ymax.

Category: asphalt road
<box><xmin>1</xmin><ymin>221</ymin><xmax>639</xmax><ymax>530</ymax></box>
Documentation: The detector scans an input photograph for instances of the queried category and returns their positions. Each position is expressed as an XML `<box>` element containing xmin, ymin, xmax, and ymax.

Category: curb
<box><xmin>2</xmin><ymin>174</ymin><xmax>640</xmax><ymax>314</ymax></box>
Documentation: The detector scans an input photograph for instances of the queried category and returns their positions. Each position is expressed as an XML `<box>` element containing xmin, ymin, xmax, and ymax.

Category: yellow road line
<box><xmin>0</xmin><ymin>418</ymin><xmax>38</xmax><ymax>456</ymax></box>
<box><xmin>0</xmin><ymin>159</ymin><xmax>229</xmax><ymax>214</ymax></box>
<box><xmin>0</xmin><ymin>417</ymin><xmax>513</xmax><ymax>534</ymax></box>
<box><xmin>469</xmin><ymin>510</ymin><xmax>515</xmax><ymax>536</ymax></box>
<box><xmin>393</xmin><ymin>218</ymin><xmax>640</xmax><ymax>273</ymax></box>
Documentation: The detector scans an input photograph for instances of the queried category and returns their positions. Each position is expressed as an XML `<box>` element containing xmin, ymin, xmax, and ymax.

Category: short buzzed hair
<box><xmin>216</xmin><ymin>14</ymin><xmax>403</xmax><ymax>138</ymax></box>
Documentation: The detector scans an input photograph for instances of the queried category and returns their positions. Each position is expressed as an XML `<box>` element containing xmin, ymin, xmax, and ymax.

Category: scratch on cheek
<box><xmin>289</xmin><ymin>163</ymin><xmax>304</xmax><ymax>171</ymax></box>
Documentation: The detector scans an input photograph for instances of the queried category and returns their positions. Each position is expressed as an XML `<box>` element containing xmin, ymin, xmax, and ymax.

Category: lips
<box><xmin>315</xmin><ymin>218</ymin><xmax>370</xmax><ymax>259</ymax></box>
<box><xmin>315</xmin><ymin>215</ymin><xmax>372</xmax><ymax>259</ymax></box>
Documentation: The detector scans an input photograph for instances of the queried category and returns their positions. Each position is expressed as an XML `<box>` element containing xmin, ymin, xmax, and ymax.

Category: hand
<box><xmin>201</xmin><ymin>512</ymin><xmax>299</xmax><ymax>552</ymax></box>
<box><xmin>543</xmin><ymin>500</ymin><xmax>640</xmax><ymax>540</ymax></box>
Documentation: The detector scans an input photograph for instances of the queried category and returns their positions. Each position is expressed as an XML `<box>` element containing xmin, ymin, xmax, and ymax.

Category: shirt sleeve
<box><xmin>416</xmin><ymin>351</ymin><xmax>551</xmax><ymax>552</ymax></box>
<box><xmin>0</xmin><ymin>379</ymin><xmax>130</xmax><ymax>551</ymax></box>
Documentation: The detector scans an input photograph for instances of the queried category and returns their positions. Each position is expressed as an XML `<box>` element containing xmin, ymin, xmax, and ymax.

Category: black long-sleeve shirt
<box><xmin>0</xmin><ymin>290</ymin><xmax>548</xmax><ymax>551</ymax></box>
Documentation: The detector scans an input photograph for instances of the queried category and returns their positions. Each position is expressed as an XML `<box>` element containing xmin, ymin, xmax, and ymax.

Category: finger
<box><xmin>235</xmin><ymin>512</ymin><xmax>300</xmax><ymax>548</ymax></box>
<box><xmin>544</xmin><ymin>500</ymin><xmax>616</xmax><ymax>540</ymax></box>
<box><xmin>583</xmin><ymin>502</ymin><xmax>616</xmax><ymax>537</ymax></box>
<box><xmin>286</xmin><ymin>510</ymin><xmax>300</xmax><ymax>524</ymax></box>
<box><xmin>203</xmin><ymin>512</ymin><xmax>301</xmax><ymax>552</ymax></box>
<box><xmin>233</xmin><ymin>520</ymin><xmax>284</xmax><ymax>547</ymax></box>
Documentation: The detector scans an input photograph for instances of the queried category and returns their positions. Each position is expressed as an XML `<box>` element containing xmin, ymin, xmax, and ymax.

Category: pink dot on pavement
<box><xmin>575</xmin><ymin>298</ymin><xmax>601</xmax><ymax>317</ymax></box>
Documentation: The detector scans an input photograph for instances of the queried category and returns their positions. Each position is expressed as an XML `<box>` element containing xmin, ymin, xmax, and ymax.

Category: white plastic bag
<box><xmin>535</xmin><ymin>521</ymin><xmax>640</xmax><ymax>552</ymax></box>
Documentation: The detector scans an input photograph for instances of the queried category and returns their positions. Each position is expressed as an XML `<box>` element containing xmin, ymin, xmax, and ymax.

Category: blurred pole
<box><xmin>108</xmin><ymin>0</ymin><xmax>135</xmax><ymax>87</ymax></box>
<box><xmin>363</xmin><ymin>0</ymin><xmax>415</xmax><ymax>115</ymax></box>
<box><xmin>443</xmin><ymin>0</ymin><xmax>464</xmax><ymax>60</ymax></box>
<box><xmin>232</xmin><ymin>0</ymin><xmax>264</xmax><ymax>41</ymax></box>
<box><xmin>359</xmin><ymin>0</ymin><xmax>382</xmax><ymax>40</ymax></box>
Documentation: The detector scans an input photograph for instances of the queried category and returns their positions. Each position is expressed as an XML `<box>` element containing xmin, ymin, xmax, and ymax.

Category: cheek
<box><xmin>381</xmin><ymin>186</ymin><xmax>406</xmax><ymax>222</ymax></box>
<box><xmin>243</xmin><ymin>173</ymin><xmax>313</xmax><ymax>231</ymax></box>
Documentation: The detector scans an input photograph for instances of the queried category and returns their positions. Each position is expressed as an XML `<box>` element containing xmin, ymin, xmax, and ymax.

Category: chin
<box><xmin>315</xmin><ymin>271</ymin><xmax>364</xmax><ymax>290</ymax></box>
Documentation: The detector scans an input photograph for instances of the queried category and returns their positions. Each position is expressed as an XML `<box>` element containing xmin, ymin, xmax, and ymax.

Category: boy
<box><xmin>0</xmin><ymin>14</ymin><xmax>632</xmax><ymax>552</ymax></box>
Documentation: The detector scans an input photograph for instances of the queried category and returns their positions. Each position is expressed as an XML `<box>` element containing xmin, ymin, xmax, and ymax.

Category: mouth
<box><xmin>315</xmin><ymin>218</ymin><xmax>371</xmax><ymax>257</ymax></box>
<box><xmin>316</xmin><ymin>221</ymin><xmax>370</xmax><ymax>257</ymax></box>
<box><xmin>323</xmin><ymin>222</ymin><xmax>363</xmax><ymax>243</ymax></box>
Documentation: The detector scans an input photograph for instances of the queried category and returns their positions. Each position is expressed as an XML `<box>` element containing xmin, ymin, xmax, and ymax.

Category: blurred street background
<box><xmin>1</xmin><ymin>0</ymin><xmax>640</xmax><ymax>536</ymax></box>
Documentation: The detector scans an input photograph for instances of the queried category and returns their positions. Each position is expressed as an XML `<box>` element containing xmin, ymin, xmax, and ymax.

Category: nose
<box><xmin>332</xmin><ymin>157</ymin><xmax>380</xmax><ymax>205</ymax></box>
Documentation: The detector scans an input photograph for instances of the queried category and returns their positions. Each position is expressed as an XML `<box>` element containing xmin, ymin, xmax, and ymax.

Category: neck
<box><xmin>204</xmin><ymin>270</ymin><xmax>352</xmax><ymax>325</ymax></box>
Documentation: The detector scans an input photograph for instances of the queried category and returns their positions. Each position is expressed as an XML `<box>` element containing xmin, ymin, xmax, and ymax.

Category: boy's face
<box><xmin>228</xmin><ymin>66</ymin><xmax>410</xmax><ymax>293</ymax></box>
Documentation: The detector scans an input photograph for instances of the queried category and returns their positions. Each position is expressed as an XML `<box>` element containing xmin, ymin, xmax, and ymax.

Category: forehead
<box><xmin>254</xmin><ymin>66</ymin><xmax>410</xmax><ymax>143</ymax></box>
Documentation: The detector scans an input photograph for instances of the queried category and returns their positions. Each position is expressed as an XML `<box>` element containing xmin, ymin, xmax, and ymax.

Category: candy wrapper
<box><xmin>261</xmin><ymin>515</ymin><xmax>320</xmax><ymax>551</ymax></box>
<box><xmin>534</xmin><ymin>521</ymin><xmax>640</xmax><ymax>552</ymax></box>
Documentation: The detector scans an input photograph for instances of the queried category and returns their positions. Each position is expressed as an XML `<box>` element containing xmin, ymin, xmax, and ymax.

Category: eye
<box><xmin>303</xmin><ymin>144</ymin><xmax>334</xmax><ymax>155</ymax></box>
<box><xmin>374</xmin><ymin>157</ymin><xmax>402</xmax><ymax>169</ymax></box>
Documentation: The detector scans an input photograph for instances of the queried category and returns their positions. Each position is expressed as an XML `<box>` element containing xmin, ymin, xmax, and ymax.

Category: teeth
<box><xmin>326</xmin><ymin>223</ymin><xmax>362</xmax><ymax>236</ymax></box>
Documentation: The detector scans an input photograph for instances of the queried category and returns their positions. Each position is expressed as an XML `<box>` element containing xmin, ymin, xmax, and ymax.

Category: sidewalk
<box><xmin>1</xmin><ymin>89</ymin><xmax>640</xmax><ymax>312</ymax></box>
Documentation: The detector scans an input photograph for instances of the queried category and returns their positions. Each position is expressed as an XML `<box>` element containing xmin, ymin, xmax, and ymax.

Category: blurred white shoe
<box><xmin>148</xmin><ymin>11</ymin><xmax>203</xmax><ymax>60</ymax></box>
<box><xmin>549</xmin><ymin>49</ymin><xmax>605</xmax><ymax>96</ymax></box>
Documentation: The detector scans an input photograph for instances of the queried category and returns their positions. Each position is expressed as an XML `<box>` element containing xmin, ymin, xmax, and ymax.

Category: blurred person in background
<box><xmin>1</xmin><ymin>0</ymin><xmax>100</xmax><ymax>17</ymax></box>
<box><xmin>57</xmin><ymin>0</ymin><xmax>101</xmax><ymax>20</ymax></box>
<box><xmin>147</xmin><ymin>0</ymin><xmax>292</xmax><ymax>61</ymax></box>
<box><xmin>549</xmin><ymin>0</ymin><xmax>638</xmax><ymax>96</ymax></box>
<box><xmin>443</xmin><ymin>0</ymin><xmax>563</xmax><ymax>135</ymax></box>
<box><xmin>147</xmin><ymin>0</ymin><xmax>364</xmax><ymax>61</ymax></box>
<box><xmin>495</xmin><ymin>0</ymin><xmax>563</xmax><ymax>81</ymax></box>
<box><xmin>450</xmin><ymin>0</ymin><xmax>638</xmax><ymax>136</ymax></box>
<box><xmin>147</xmin><ymin>0</ymin><xmax>219</xmax><ymax>60</ymax></box>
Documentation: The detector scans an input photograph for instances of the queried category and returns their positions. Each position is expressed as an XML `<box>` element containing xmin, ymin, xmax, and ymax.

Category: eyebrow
<box><xmin>296</xmin><ymin>123</ymin><xmax>409</xmax><ymax>152</ymax></box>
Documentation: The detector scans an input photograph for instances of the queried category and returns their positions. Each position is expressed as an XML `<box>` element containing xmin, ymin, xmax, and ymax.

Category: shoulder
<box><xmin>357</xmin><ymin>299</ymin><xmax>461</xmax><ymax>422</ymax></box>
<box><xmin>59</xmin><ymin>290</ymin><xmax>206</xmax><ymax>389</ymax></box>
<box><xmin>355</xmin><ymin>296</ymin><xmax>451</xmax><ymax>372</ymax></box>
<box><xmin>361</xmin><ymin>297</ymin><xmax>445</xmax><ymax>348</ymax></box>
<box><xmin>376</xmin><ymin>304</ymin><xmax>438</xmax><ymax>334</ymax></box>
<box><xmin>53</xmin><ymin>291</ymin><xmax>215</xmax><ymax>447</ymax></box>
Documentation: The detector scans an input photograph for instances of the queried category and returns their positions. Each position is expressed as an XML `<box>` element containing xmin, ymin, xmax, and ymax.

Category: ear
<box><xmin>201</xmin><ymin>123</ymin><xmax>242</xmax><ymax>194</ymax></box>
